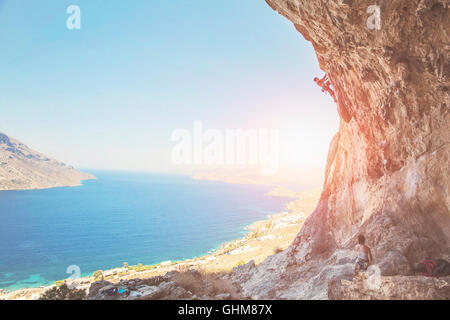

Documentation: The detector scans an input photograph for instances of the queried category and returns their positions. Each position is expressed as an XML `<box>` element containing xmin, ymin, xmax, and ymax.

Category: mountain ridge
<box><xmin>0</xmin><ymin>132</ymin><xmax>95</xmax><ymax>191</ymax></box>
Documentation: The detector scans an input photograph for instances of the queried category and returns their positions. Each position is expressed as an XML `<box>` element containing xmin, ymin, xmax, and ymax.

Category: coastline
<box><xmin>0</xmin><ymin>186</ymin><xmax>321</xmax><ymax>300</ymax></box>
<box><xmin>0</xmin><ymin>173</ymin><xmax>96</xmax><ymax>192</ymax></box>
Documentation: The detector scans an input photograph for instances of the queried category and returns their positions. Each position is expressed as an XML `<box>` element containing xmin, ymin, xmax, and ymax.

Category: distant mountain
<box><xmin>0</xmin><ymin>132</ymin><xmax>95</xmax><ymax>191</ymax></box>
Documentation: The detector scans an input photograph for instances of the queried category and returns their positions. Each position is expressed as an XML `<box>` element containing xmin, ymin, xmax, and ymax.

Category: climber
<box><xmin>354</xmin><ymin>234</ymin><xmax>373</xmax><ymax>274</ymax></box>
<box><xmin>314</xmin><ymin>74</ymin><xmax>337</xmax><ymax>103</ymax></box>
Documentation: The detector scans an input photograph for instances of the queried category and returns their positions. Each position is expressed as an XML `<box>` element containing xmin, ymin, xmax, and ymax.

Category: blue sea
<box><xmin>0</xmin><ymin>171</ymin><xmax>302</xmax><ymax>291</ymax></box>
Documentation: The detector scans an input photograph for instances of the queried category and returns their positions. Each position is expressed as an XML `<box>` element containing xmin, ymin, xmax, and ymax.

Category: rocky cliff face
<box><xmin>0</xmin><ymin>132</ymin><xmax>95</xmax><ymax>190</ymax></box>
<box><xmin>233</xmin><ymin>0</ymin><xmax>449</xmax><ymax>299</ymax></box>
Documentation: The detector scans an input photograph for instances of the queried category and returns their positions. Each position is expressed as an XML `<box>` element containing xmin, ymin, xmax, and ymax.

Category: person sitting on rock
<box><xmin>314</xmin><ymin>74</ymin><xmax>337</xmax><ymax>103</ymax></box>
<box><xmin>354</xmin><ymin>235</ymin><xmax>373</xmax><ymax>274</ymax></box>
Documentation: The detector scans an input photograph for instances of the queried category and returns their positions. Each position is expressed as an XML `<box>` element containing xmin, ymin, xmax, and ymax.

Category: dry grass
<box><xmin>273</xmin><ymin>247</ymin><xmax>284</xmax><ymax>254</ymax></box>
<box><xmin>141</xmin><ymin>276</ymin><xmax>165</xmax><ymax>287</ymax></box>
<box><xmin>171</xmin><ymin>269</ymin><xmax>240</xmax><ymax>298</ymax></box>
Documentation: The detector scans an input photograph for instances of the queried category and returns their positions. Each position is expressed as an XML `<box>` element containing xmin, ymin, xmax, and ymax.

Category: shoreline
<box><xmin>0</xmin><ymin>175</ymin><xmax>96</xmax><ymax>192</ymax></box>
<box><xmin>0</xmin><ymin>186</ymin><xmax>321</xmax><ymax>300</ymax></box>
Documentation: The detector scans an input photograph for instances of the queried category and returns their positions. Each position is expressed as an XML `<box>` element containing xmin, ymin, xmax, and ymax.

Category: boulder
<box><xmin>136</xmin><ymin>285</ymin><xmax>159</xmax><ymax>299</ymax></box>
<box><xmin>230</xmin><ymin>260</ymin><xmax>256</xmax><ymax>285</ymax></box>
<box><xmin>87</xmin><ymin>281</ymin><xmax>112</xmax><ymax>300</ymax></box>
<box><xmin>139</xmin><ymin>281</ymin><xmax>193</xmax><ymax>300</ymax></box>
<box><xmin>375</xmin><ymin>250</ymin><xmax>412</xmax><ymax>276</ymax></box>
<box><xmin>328</xmin><ymin>274</ymin><xmax>450</xmax><ymax>300</ymax></box>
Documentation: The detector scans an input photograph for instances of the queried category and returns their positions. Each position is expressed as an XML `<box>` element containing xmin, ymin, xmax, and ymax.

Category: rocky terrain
<box><xmin>328</xmin><ymin>273</ymin><xmax>450</xmax><ymax>300</ymax></box>
<box><xmin>0</xmin><ymin>132</ymin><xmax>95</xmax><ymax>190</ymax></box>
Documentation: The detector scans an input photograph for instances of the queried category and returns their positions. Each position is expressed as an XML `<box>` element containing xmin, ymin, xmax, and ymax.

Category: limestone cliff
<box><xmin>0</xmin><ymin>132</ymin><xmax>95</xmax><ymax>191</ymax></box>
<box><xmin>234</xmin><ymin>0</ymin><xmax>449</xmax><ymax>299</ymax></box>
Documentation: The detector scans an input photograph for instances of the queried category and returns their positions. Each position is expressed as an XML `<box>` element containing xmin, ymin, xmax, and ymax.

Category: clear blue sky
<box><xmin>0</xmin><ymin>0</ymin><xmax>339</xmax><ymax>175</ymax></box>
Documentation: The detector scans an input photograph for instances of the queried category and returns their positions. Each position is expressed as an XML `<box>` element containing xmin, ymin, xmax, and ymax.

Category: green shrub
<box><xmin>54</xmin><ymin>280</ymin><xmax>65</xmax><ymax>287</ymax></box>
<box><xmin>234</xmin><ymin>261</ymin><xmax>246</xmax><ymax>268</ymax></box>
<box><xmin>128</xmin><ymin>263</ymin><xmax>152</xmax><ymax>272</ymax></box>
<box><xmin>39</xmin><ymin>284</ymin><xmax>86</xmax><ymax>300</ymax></box>
<box><xmin>93</xmin><ymin>270</ymin><xmax>104</xmax><ymax>281</ymax></box>
<box><xmin>136</xmin><ymin>265</ymin><xmax>151</xmax><ymax>272</ymax></box>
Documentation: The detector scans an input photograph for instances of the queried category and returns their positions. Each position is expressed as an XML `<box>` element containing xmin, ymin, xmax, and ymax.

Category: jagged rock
<box><xmin>128</xmin><ymin>291</ymin><xmax>141</xmax><ymax>298</ymax></box>
<box><xmin>141</xmin><ymin>276</ymin><xmax>165</xmax><ymax>287</ymax></box>
<box><xmin>278</xmin><ymin>263</ymin><xmax>355</xmax><ymax>300</ymax></box>
<box><xmin>188</xmin><ymin>269</ymin><xmax>202</xmax><ymax>279</ymax></box>
<box><xmin>230</xmin><ymin>260</ymin><xmax>256</xmax><ymax>284</ymax></box>
<box><xmin>376</xmin><ymin>250</ymin><xmax>411</xmax><ymax>276</ymax></box>
<box><xmin>85</xmin><ymin>268</ymin><xmax>243</xmax><ymax>300</ymax></box>
<box><xmin>239</xmin><ymin>252</ymin><xmax>291</xmax><ymax>299</ymax></box>
<box><xmin>314</xmin><ymin>264</ymin><xmax>355</xmax><ymax>286</ymax></box>
<box><xmin>87</xmin><ymin>281</ymin><xmax>112</xmax><ymax>300</ymax></box>
<box><xmin>328</xmin><ymin>274</ymin><xmax>450</xmax><ymax>300</ymax></box>
<box><xmin>150</xmin><ymin>281</ymin><xmax>192</xmax><ymax>300</ymax></box>
<box><xmin>135</xmin><ymin>285</ymin><xmax>159</xmax><ymax>299</ymax></box>
<box><xmin>163</xmin><ymin>271</ymin><xmax>179</xmax><ymax>281</ymax></box>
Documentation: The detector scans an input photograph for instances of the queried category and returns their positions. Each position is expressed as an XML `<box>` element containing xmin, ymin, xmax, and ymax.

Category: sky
<box><xmin>0</xmin><ymin>0</ymin><xmax>339</xmax><ymax>183</ymax></box>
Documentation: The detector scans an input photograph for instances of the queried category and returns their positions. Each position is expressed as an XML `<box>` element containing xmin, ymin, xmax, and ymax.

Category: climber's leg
<box><xmin>329</xmin><ymin>90</ymin><xmax>337</xmax><ymax>103</ymax></box>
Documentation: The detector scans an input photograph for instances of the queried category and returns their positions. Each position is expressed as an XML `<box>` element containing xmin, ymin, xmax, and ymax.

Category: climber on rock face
<box><xmin>314</xmin><ymin>74</ymin><xmax>328</xmax><ymax>89</ymax></box>
<box><xmin>314</xmin><ymin>74</ymin><xmax>337</xmax><ymax>103</ymax></box>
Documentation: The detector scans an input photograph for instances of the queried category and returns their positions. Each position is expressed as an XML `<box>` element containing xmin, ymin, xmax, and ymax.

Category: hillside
<box><xmin>0</xmin><ymin>132</ymin><xmax>95</xmax><ymax>191</ymax></box>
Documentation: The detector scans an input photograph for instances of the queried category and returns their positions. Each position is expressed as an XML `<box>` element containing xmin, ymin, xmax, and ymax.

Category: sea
<box><xmin>0</xmin><ymin>171</ymin><xmax>305</xmax><ymax>291</ymax></box>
